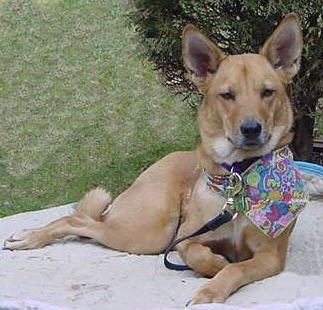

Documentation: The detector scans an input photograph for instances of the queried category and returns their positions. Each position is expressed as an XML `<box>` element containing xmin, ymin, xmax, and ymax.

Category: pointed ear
<box><xmin>182</xmin><ymin>25</ymin><xmax>225</xmax><ymax>93</ymax></box>
<box><xmin>260</xmin><ymin>13</ymin><xmax>303</xmax><ymax>82</ymax></box>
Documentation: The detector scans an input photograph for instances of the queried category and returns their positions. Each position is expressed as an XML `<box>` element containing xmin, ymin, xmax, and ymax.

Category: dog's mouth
<box><xmin>228</xmin><ymin>134</ymin><xmax>271</xmax><ymax>150</ymax></box>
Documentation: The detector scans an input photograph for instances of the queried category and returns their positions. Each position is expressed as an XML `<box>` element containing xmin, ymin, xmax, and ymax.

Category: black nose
<box><xmin>240</xmin><ymin>119</ymin><xmax>262</xmax><ymax>140</ymax></box>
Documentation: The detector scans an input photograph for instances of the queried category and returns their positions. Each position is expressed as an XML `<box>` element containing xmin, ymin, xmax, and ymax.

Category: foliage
<box><xmin>313</xmin><ymin>99</ymin><xmax>323</xmax><ymax>138</ymax></box>
<box><xmin>130</xmin><ymin>0</ymin><xmax>323</xmax><ymax>160</ymax></box>
<box><xmin>130</xmin><ymin>0</ymin><xmax>322</xmax><ymax>103</ymax></box>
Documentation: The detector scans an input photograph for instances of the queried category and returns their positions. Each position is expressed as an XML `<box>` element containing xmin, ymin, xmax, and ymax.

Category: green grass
<box><xmin>0</xmin><ymin>0</ymin><xmax>198</xmax><ymax>217</ymax></box>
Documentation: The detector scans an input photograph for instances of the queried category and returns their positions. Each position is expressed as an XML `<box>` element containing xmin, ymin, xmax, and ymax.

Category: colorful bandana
<box><xmin>204</xmin><ymin>146</ymin><xmax>308</xmax><ymax>238</ymax></box>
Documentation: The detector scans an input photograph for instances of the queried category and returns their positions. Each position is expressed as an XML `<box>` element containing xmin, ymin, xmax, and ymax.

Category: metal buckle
<box><xmin>222</xmin><ymin>171</ymin><xmax>243</xmax><ymax>220</ymax></box>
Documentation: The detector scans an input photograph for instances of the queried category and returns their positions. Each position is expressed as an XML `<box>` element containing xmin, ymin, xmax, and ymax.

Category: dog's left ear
<box><xmin>260</xmin><ymin>13</ymin><xmax>303</xmax><ymax>83</ymax></box>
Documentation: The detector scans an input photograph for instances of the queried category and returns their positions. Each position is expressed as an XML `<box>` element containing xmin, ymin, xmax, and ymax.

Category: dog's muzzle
<box><xmin>236</xmin><ymin>119</ymin><xmax>267</xmax><ymax>149</ymax></box>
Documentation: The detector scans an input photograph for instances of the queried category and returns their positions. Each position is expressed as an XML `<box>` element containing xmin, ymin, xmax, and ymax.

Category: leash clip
<box><xmin>222</xmin><ymin>171</ymin><xmax>243</xmax><ymax>220</ymax></box>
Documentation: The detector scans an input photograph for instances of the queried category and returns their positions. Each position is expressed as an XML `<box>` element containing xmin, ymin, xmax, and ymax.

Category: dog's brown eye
<box><xmin>220</xmin><ymin>92</ymin><xmax>235</xmax><ymax>100</ymax></box>
<box><xmin>261</xmin><ymin>88</ymin><xmax>275</xmax><ymax>98</ymax></box>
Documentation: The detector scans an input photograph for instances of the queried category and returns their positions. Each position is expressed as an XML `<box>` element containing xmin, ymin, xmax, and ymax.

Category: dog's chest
<box><xmin>189</xmin><ymin>177</ymin><xmax>251</xmax><ymax>261</ymax></box>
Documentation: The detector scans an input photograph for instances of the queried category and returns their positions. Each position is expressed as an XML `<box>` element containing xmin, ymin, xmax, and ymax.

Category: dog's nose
<box><xmin>240</xmin><ymin>119</ymin><xmax>262</xmax><ymax>140</ymax></box>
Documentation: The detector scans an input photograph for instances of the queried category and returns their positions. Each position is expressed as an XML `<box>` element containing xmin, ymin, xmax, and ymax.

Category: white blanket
<box><xmin>0</xmin><ymin>200</ymin><xmax>322</xmax><ymax>309</ymax></box>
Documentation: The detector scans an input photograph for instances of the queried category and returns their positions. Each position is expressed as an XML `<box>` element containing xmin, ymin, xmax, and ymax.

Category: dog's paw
<box><xmin>188</xmin><ymin>287</ymin><xmax>225</xmax><ymax>306</ymax></box>
<box><xmin>3</xmin><ymin>229</ymin><xmax>44</xmax><ymax>251</ymax></box>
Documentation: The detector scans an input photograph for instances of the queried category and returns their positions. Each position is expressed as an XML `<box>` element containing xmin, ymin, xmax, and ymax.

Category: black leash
<box><xmin>163</xmin><ymin>210</ymin><xmax>233</xmax><ymax>271</ymax></box>
<box><xmin>163</xmin><ymin>170</ymin><xmax>244</xmax><ymax>271</ymax></box>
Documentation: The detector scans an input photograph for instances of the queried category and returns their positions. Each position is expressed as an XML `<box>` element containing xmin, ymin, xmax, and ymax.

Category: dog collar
<box><xmin>220</xmin><ymin>156</ymin><xmax>261</xmax><ymax>175</ymax></box>
<box><xmin>203</xmin><ymin>156</ymin><xmax>262</xmax><ymax>191</ymax></box>
<box><xmin>203</xmin><ymin>146</ymin><xmax>309</xmax><ymax>238</ymax></box>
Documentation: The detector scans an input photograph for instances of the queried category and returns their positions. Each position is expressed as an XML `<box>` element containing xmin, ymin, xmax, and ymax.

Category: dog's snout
<box><xmin>240</xmin><ymin>119</ymin><xmax>262</xmax><ymax>140</ymax></box>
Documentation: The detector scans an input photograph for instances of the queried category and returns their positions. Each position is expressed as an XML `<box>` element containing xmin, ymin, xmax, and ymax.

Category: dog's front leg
<box><xmin>190</xmin><ymin>251</ymin><xmax>284</xmax><ymax>304</ymax></box>
<box><xmin>177</xmin><ymin>240</ymin><xmax>229</xmax><ymax>277</ymax></box>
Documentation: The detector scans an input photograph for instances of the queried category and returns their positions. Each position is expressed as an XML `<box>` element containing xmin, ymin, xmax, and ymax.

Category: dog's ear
<box><xmin>182</xmin><ymin>25</ymin><xmax>225</xmax><ymax>93</ymax></box>
<box><xmin>260</xmin><ymin>13</ymin><xmax>303</xmax><ymax>83</ymax></box>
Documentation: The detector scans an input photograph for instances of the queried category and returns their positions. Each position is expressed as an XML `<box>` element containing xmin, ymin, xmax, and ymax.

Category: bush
<box><xmin>130</xmin><ymin>0</ymin><xmax>322</xmax><ymax>161</ymax></box>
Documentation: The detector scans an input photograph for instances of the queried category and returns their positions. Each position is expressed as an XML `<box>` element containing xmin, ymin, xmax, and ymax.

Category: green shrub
<box><xmin>130</xmin><ymin>0</ymin><xmax>322</xmax><ymax>161</ymax></box>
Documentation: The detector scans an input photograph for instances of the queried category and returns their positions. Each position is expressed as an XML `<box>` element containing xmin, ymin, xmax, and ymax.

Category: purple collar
<box><xmin>220</xmin><ymin>156</ymin><xmax>262</xmax><ymax>174</ymax></box>
<box><xmin>204</xmin><ymin>155</ymin><xmax>263</xmax><ymax>192</ymax></box>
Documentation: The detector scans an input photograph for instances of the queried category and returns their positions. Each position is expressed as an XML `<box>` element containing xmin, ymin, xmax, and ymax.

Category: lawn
<box><xmin>0</xmin><ymin>0</ymin><xmax>198</xmax><ymax>217</ymax></box>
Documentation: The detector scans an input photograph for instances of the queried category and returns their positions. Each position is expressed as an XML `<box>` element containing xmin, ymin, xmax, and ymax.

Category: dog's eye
<box><xmin>220</xmin><ymin>92</ymin><xmax>235</xmax><ymax>100</ymax></box>
<box><xmin>261</xmin><ymin>88</ymin><xmax>275</xmax><ymax>98</ymax></box>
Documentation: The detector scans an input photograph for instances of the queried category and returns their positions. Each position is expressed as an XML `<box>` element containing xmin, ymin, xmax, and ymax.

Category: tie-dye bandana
<box><xmin>205</xmin><ymin>146</ymin><xmax>308</xmax><ymax>238</ymax></box>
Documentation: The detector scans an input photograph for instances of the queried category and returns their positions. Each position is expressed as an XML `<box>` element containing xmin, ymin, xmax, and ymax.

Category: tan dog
<box><xmin>4</xmin><ymin>14</ymin><xmax>303</xmax><ymax>304</ymax></box>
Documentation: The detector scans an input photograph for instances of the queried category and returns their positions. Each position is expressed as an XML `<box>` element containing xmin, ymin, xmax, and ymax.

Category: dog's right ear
<box><xmin>182</xmin><ymin>25</ymin><xmax>225</xmax><ymax>93</ymax></box>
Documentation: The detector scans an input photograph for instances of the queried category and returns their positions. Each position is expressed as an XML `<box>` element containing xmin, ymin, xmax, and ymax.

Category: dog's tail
<box><xmin>75</xmin><ymin>188</ymin><xmax>112</xmax><ymax>221</ymax></box>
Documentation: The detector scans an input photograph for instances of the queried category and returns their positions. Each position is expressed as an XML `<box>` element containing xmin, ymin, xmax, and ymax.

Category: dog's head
<box><xmin>182</xmin><ymin>14</ymin><xmax>302</xmax><ymax>164</ymax></box>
